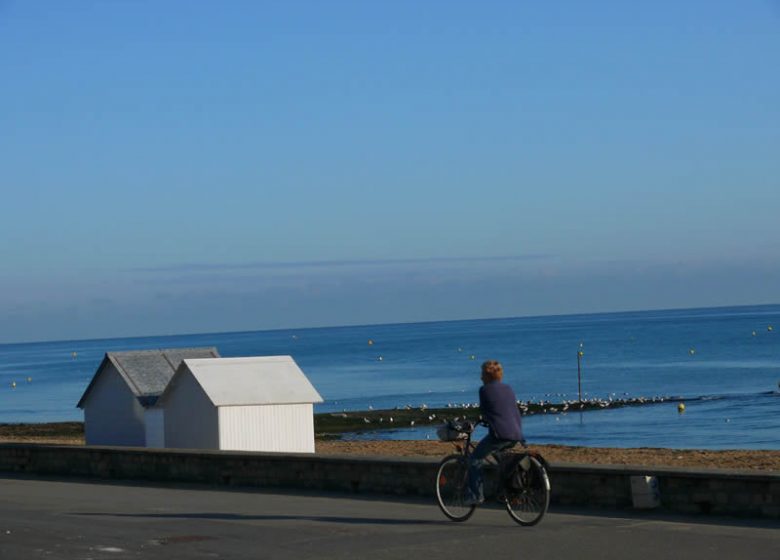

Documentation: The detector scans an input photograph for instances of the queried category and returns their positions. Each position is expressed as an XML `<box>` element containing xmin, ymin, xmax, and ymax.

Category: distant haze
<box><xmin>1</xmin><ymin>1</ymin><xmax>778</xmax><ymax>343</ymax></box>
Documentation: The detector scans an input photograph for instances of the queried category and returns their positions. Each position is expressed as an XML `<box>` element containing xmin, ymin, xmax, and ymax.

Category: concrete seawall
<box><xmin>1</xmin><ymin>444</ymin><xmax>777</xmax><ymax>519</ymax></box>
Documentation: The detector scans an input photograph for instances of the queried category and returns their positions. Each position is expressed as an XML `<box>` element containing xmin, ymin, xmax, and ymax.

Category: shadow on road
<box><xmin>72</xmin><ymin>511</ymin><xmax>447</xmax><ymax>526</ymax></box>
<box><xmin>548</xmin><ymin>505</ymin><xmax>780</xmax><ymax>530</ymax></box>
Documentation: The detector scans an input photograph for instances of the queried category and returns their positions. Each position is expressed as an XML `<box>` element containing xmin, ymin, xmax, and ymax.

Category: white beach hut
<box><xmin>76</xmin><ymin>347</ymin><xmax>220</xmax><ymax>447</ymax></box>
<box><xmin>157</xmin><ymin>356</ymin><xmax>323</xmax><ymax>453</ymax></box>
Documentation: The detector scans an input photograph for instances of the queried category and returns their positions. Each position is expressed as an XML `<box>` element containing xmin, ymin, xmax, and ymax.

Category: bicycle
<box><xmin>434</xmin><ymin>419</ymin><xmax>551</xmax><ymax>526</ymax></box>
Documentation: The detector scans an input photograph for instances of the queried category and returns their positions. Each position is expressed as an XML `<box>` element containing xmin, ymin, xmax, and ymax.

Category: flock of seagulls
<box><xmin>349</xmin><ymin>392</ymin><xmax>684</xmax><ymax>430</ymax></box>
<box><xmin>358</xmin><ymin>408</ymin><xmax>439</xmax><ymax>426</ymax></box>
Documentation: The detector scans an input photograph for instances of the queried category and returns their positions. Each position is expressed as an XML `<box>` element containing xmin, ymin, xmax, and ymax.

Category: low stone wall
<box><xmin>550</xmin><ymin>463</ymin><xmax>779</xmax><ymax>518</ymax></box>
<box><xmin>0</xmin><ymin>444</ymin><xmax>777</xmax><ymax>519</ymax></box>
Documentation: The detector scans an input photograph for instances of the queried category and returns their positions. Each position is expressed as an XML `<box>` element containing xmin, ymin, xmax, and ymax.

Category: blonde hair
<box><xmin>481</xmin><ymin>360</ymin><xmax>503</xmax><ymax>382</ymax></box>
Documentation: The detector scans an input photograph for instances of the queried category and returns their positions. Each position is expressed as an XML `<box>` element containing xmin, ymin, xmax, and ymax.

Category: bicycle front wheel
<box><xmin>435</xmin><ymin>454</ymin><xmax>476</xmax><ymax>522</ymax></box>
<box><xmin>504</xmin><ymin>456</ymin><xmax>550</xmax><ymax>526</ymax></box>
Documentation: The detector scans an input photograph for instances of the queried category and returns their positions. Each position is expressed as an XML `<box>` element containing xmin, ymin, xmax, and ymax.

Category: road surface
<box><xmin>1</xmin><ymin>475</ymin><xmax>777</xmax><ymax>559</ymax></box>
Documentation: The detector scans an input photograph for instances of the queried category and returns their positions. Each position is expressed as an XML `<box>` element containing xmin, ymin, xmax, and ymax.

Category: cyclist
<box><xmin>465</xmin><ymin>360</ymin><xmax>524</xmax><ymax>505</ymax></box>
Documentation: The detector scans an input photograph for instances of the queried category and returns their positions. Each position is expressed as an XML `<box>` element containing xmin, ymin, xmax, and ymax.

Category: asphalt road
<box><xmin>1</xmin><ymin>476</ymin><xmax>778</xmax><ymax>560</ymax></box>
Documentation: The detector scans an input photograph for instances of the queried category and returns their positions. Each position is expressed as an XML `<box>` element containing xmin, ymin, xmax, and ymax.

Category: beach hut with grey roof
<box><xmin>77</xmin><ymin>347</ymin><xmax>220</xmax><ymax>447</ymax></box>
<box><xmin>157</xmin><ymin>356</ymin><xmax>323</xmax><ymax>453</ymax></box>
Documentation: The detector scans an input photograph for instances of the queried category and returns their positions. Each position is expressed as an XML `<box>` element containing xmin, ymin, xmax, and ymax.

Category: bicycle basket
<box><xmin>436</xmin><ymin>421</ymin><xmax>469</xmax><ymax>442</ymax></box>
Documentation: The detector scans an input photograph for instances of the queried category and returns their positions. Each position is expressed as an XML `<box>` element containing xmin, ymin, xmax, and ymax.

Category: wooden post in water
<box><xmin>577</xmin><ymin>343</ymin><xmax>584</xmax><ymax>402</ymax></box>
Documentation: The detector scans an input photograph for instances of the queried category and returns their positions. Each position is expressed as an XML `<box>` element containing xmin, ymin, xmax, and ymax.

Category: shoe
<box><xmin>463</xmin><ymin>495</ymin><xmax>484</xmax><ymax>506</ymax></box>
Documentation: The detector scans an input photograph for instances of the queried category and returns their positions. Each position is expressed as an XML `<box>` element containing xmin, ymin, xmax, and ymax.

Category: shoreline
<box><xmin>2</xmin><ymin>421</ymin><xmax>779</xmax><ymax>472</ymax></box>
<box><xmin>0</xmin><ymin>397</ymin><xmax>679</xmax><ymax>442</ymax></box>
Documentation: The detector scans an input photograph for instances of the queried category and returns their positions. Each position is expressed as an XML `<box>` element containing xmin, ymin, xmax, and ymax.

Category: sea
<box><xmin>1</xmin><ymin>305</ymin><xmax>778</xmax><ymax>450</ymax></box>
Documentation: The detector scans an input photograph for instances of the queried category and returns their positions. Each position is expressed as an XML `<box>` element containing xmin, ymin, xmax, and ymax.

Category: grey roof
<box><xmin>77</xmin><ymin>347</ymin><xmax>220</xmax><ymax>408</ymax></box>
<box><xmin>159</xmin><ymin>356</ymin><xmax>323</xmax><ymax>407</ymax></box>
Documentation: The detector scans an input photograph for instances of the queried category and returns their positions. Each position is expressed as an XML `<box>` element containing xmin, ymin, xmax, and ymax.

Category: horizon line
<box><xmin>135</xmin><ymin>254</ymin><xmax>554</xmax><ymax>273</ymax></box>
<box><xmin>2</xmin><ymin>301</ymin><xmax>778</xmax><ymax>348</ymax></box>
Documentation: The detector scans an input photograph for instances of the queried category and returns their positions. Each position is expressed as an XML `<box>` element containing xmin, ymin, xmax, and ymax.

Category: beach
<box><xmin>2</xmin><ymin>422</ymin><xmax>778</xmax><ymax>472</ymax></box>
<box><xmin>316</xmin><ymin>440</ymin><xmax>780</xmax><ymax>471</ymax></box>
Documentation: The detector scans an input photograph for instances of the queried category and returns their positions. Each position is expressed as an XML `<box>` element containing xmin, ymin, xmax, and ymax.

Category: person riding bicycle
<box><xmin>465</xmin><ymin>360</ymin><xmax>524</xmax><ymax>505</ymax></box>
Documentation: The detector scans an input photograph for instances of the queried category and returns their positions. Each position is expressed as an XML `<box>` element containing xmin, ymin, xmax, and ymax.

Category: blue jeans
<box><xmin>467</xmin><ymin>434</ymin><xmax>518</xmax><ymax>502</ymax></box>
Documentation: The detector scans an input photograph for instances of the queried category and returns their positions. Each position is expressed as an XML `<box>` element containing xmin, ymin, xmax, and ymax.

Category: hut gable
<box><xmin>77</xmin><ymin>347</ymin><xmax>220</xmax><ymax>409</ymax></box>
<box><xmin>160</xmin><ymin>356</ymin><xmax>323</xmax><ymax>453</ymax></box>
<box><xmin>160</xmin><ymin>356</ymin><xmax>323</xmax><ymax>407</ymax></box>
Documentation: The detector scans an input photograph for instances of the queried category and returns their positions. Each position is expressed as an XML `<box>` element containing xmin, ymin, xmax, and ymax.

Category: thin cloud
<box><xmin>136</xmin><ymin>254</ymin><xmax>554</xmax><ymax>273</ymax></box>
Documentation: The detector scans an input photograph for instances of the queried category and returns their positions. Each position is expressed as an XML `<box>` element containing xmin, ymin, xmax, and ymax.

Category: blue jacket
<box><xmin>479</xmin><ymin>381</ymin><xmax>523</xmax><ymax>441</ymax></box>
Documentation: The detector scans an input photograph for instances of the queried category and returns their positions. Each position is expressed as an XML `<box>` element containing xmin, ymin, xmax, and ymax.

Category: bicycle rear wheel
<box><xmin>504</xmin><ymin>455</ymin><xmax>550</xmax><ymax>526</ymax></box>
<box><xmin>435</xmin><ymin>454</ymin><xmax>476</xmax><ymax>522</ymax></box>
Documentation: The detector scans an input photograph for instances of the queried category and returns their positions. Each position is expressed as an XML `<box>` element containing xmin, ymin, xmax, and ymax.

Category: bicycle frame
<box><xmin>436</xmin><ymin>420</ymin><xmax>550</xmax><ymax>525</ymax></box>
<box><xmin>449</xmin><ymin>424</ymin><xmax>539</xmax><ymax>497</ymax></box>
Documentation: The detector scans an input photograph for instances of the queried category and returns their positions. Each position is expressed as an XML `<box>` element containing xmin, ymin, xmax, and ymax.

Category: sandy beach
<box><xmin>1</xmin><ymin>422</ymin><xmax>778</xmax><ymax>472</ymax></box>
<box><xmin>316</xmin><ymin>440</ymin><xmax>780</xmax><ymax>471</ymax></box>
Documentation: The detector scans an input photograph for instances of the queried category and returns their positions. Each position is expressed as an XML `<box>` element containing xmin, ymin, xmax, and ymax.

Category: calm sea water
<box><xmin>1</xmin><ymin>305</ymin><xmax>778</xmax><ymax>450</ymax></box>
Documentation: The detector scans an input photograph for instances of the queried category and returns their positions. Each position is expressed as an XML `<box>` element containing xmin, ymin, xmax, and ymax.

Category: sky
<box><xmin>1</xmin><ymin>0</ymin><xmax>779</xmax><ymax>343</ymax></box>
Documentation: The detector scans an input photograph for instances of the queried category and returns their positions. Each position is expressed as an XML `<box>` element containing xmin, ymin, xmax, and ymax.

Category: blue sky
<box><xmin>1</xmin><ymin>1</ymin><xmax>779</xmax><ymax>343</ymax></box>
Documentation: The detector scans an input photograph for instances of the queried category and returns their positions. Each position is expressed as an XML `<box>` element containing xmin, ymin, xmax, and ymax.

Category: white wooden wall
<box><xmin>218</xmin><ymin>403</ymin><xmax>315</xmax><ymax>453</ymax></box>
<box><xmin>83</xmin><ymin>365</ymin><xmax>145</xmax><ymax>446</ymax></box>
<box><xmin>163</xmin><ymin>371</ymin><xmax>219</xmax><ymax>449</ymax></box>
